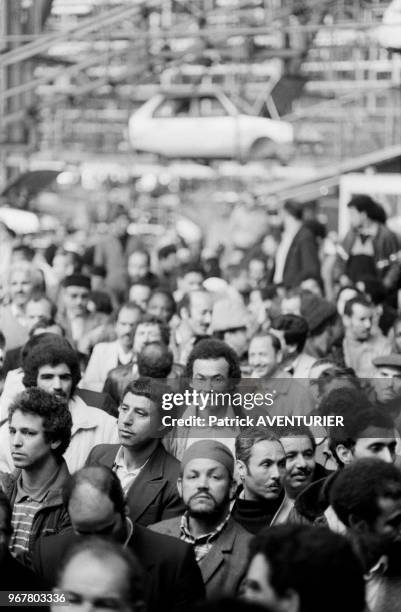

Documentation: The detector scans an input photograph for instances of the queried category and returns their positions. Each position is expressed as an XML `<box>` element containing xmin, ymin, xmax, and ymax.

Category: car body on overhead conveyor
<box><xmin>128</xmin><ymin>88</ymin><xmax>294</xmax><ymax>162</ymax></box>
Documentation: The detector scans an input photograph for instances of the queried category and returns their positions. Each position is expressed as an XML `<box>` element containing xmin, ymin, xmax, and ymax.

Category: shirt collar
<box><xmin>15</xmin><ymin>464</ymin><xmax>61</xmax><ymax>503</ymax></box>
<box><xmin>365</xmin><ymin>556</ymin><xmax>388</xmax><ymax>581</ymax></box>
<box><xmin>180</xmin><ymin>511</ymin><xmax>230</xmax><ymax>543</ymax></box>
<box><xmin>113</xmin><ymin>446</ymin><xmax>150</xmax><ymax>474</ymax></box>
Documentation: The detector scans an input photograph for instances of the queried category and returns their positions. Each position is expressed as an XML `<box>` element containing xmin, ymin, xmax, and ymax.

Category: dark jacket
<box><xmin>338</xmin><ymin>224</ymin><xmax>401</xmax><ymax>290</ymax></box>
<box><xmin>281</xmin><ymin>226</ymin><xmax>322</xmax><ymax>290</ymax></box>
<box><xmin>287</xmin><ymin>470</ymin><xmax>338</xmax><ymax>526</ymax></box>
<box><xmin>0</xmin><ymin>460</ymin><xmax>71</xmax><ymax>566</ymax></box>
<box><xmin>150</xmin><ymin>516</ymin><xmax>252</xmax><ymax>600</ymax></box>
<box><xmin>85</xmin><ymin>443</ymin><xmax>184</xmax><ymax>526</ymax></box>
<box><xmin>32</xmin><ymin>524</ymin><xmax>205</xmax><ymax>612</ymax></box>
<box><xmin>1</xmin><ymin>553</ymin><xmax>49</xmax><ymax>611</ymax></box>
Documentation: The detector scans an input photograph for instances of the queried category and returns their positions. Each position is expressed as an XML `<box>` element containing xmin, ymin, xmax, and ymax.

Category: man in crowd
<box><xmin>371</xmin><ymin>354</ymin><xmax>401</xmax><ymax>403</ymax></box>
<box><xmin>241</xmin><ymin>524</ymin><xmax>366</xmax><ymax>612</ymax></box>
<box><xmin>271</xmin><ymin>314</ymin><xmax>315</xmax><ymax>379</ymax></box>
<box><xmin>273</xmin><ymin>200</ymin><xmax>321</xmax><ymax>290</ymax></box>
<box><xmin>103</xmin><ymin>315</ymin><xmax>170</xmax><ymax>404</ymax></box>
<box><xmin>58</xmin><ymin>274</ymin><xmax>99</xmax><ymax>350</ymax></box>
<box><xmin>274</xmin><ymin>425</ymin><xmax>328</xmax><ymax>524</ymax></box>
<box><xmin>247</xmin><ymin>332</ymin><xmax>315</xmax><ymax>418</ymax></box>
<box><xmin>0</xmin><ymin>388</ymin><xmax>72</xmax><ymax>566</ymax></box>
<box><xmin>0</xmin><ymin>335</ymin><xmax>118</xmax><ymax>473</ymax></box>
<box><xmin>175</xmin><ymin>289</ymin><xmax>213</xmax><ymax>364</ymax></box>
<box><xmin>165</xmin><ymin>338</ymin><xmax>242</xmax><ymax>460</ymax></box>
<box><xmin>342</xmin><ymin>296</ymin><xmax>391</xmax><ymax>378</ymax></box>
<box><xmin>0</xmin><ymin>262</ymin><xmax>43</xmax><ymax>350</ymax></box>
<box><xmin>54</xmin><ymin>538</ymin><xmax>146</xmax><ymax>612</ymax></box>
<box><xmin>232</xmin><ymin>429</ymin><xmax>286</xmax><ymax>534</ymax></box>
<box><xmin>150</xmin><ymin>440</ymin><xmax>252</xmax><ymax>599</ymax></box>
<box><xmin>0</xmin><ymin>490</ymin><xmax>49</xmax><ymax>590</ymax></box>
<box><xmin>128</xmin><ymin>249</ymin><xmax>159</xmax><ymax>289</ymax></box>
<box><xmin>147</xmin><ymin>289</ymin><xmax>176</xmax><ymax>324</ymax></box>
<box><xmin>33</xmin><ymin>466</ymin><xmax>205</xmax><ymax>612</ymax></box>
<box><xmin>211</xmin><ymin>299</ymin><xmax>249</xmax><ymax>364</ymax></box>
<box><xmin>331</xmin><ymin>459</ymin><xmax>401</xmax><ymax>612</ymax></box>
<box><xmin>83</xmin><ymin>302</ymin><xmax>142</xmax><ymax>391</ymax></box>
<box><xmin>86</xmin><ymin>377</ymin><xmax>183</xmax><ymax>526</ymax></box>
<box><xmin>288</xmin><ymin>405</ymin><xmax>397</xmax><ymax>529</ymax></box>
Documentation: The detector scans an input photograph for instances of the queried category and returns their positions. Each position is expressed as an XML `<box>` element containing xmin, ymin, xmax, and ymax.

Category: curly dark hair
<box><xmin>22</xmin><ymin>336</ymin><xmax>81</xmax><ymax>393</ymax></box>
<box><xmin>184</xmin><ymin>338</ymin><xmax>241</xmax><ymax>387</ymax></box>
<box><xmin>134</xmin><ymin>314</ymin><xmax>170</xmax><ymax>347</ymax></box>
<box><xmin>8</xmin><ymin>388</ymin><xmax>72</xmax><ymax>459</ymax></box>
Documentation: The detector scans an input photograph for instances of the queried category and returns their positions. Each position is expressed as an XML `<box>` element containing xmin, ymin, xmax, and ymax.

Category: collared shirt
<box><xmin>365</xmin><ymin>555</ymin><xmax>388</xmax><ymax>612</ymax></box>
<box><xmin>179</xmin><ymin>511</ymin><xmax>231</xmax><ymax>563</ymax></box>
<box><xmin>9</xmin><ymin>465</ymin><xmax>61</xmax><ymax>559</ymax></box>
<box><xmin>117</xmin><ymin>346</ymin><xmax>133</xmax><ymax>366</ymax></box>
<box><xmin>112</xmin><ymin>446</ymin><xmax>150</xmax><ymax>495</ymax></box>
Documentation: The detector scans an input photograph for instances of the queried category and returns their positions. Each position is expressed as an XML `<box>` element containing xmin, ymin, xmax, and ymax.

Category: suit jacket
<box><xmin>33</xmin><ymin>525</ymin><xmax>205</xmax><ymax>612</ymax></box>
<box><xmin>82</xmin><ymin>340</ymin><xmax>125</xmax><ymax>391</ymax></box>
<box><xmin>85</xmin><ymin>443</ymin><xmax>184</xmax><ymax>526</ymax></box>
<box><xmin>282</xmin><ymin>226</ymin><xmax>321</xmax><ymax>290</ymax></box>
<box><xmin>150</xmin><ymin>516</ymin><xmax>252</xmax><ymax>599</ymax></box>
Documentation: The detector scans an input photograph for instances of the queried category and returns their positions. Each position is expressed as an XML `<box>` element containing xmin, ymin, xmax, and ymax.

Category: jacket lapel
<box><xmin>126</xmin><ymin>444</ymin><xmax>168</xmax><ymax>522</ymax></box>
<box><xmin>199</xmin><ymin>519</ymin><xmax>236</xmax><ymax>585</ymax></box>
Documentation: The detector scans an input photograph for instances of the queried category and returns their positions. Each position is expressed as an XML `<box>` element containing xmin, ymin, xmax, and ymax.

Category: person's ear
<box><xmin>229</xmin><ymin>477</ymin><xmax>237</xmax><ymax>501</ymax></box>
<box><xmin>50</xmin><ymin>440</ymin><xmax>62</xmax><ymax>451</ymax></box>
<box><xmin>236</xmin><ymin>459</ymin><xmax>247</xmax><ymax>482</ymax></box>
<box><xmin>335</xmin><ymin>444</ymin><xmax>353</xmax><ymax>466</ymax></box>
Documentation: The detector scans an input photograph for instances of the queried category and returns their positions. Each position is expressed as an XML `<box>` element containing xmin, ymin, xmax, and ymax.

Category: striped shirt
<box><xmin>10</xmin><ymin>498</ymin><xmax>41</xmax><ymax>559</ymax></box>
<box><xmin>180</xmin><ymin>512</ymin><xmax>230</xmax><ymax>563</ymax></box>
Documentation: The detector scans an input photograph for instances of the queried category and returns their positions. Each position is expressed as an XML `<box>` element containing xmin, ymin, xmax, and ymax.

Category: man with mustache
<box><xmin>83</xmin><ymin>303</ymin><xmax>142</xmax><ymax>392</ymax></box>
<box><xmin>0</xmin><ymin>335</ymin><xmax>118</xmax><ymax>474</ymax></box>
<box><xmin>330</xmin><ymin>459</ymin><xmax>401</xmax><ymax>612</ymax></box>
<box><xmin>232</xmin><ymin>429</ymin><xmax>286</xmax><ymax>534</ymax></box>
<box><xmin>274</xmin><ymin>425</ymin><xmax>328</xmax><ymax>523</ymax></box>
<box><xmin>150</xmin><ymin>440</ymin><xmax>252</xmax><ymax>599</ymax></box>
<box><xmin>1</xmin><ymin>388</ymin><xmax>72</xmax><ymax>567</ymax></box>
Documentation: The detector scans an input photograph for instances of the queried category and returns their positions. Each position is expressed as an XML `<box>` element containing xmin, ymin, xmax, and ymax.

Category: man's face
<box><xmin>160</xmin><ymin>252</ymin><xmax>177</xmax><ymax>274</ymax></box>
<box><xmin>9</xmin><ymin>270</ymin><xmax>33</xmax><ymax>308</ymax></box>
<box><xmin>63</xmin><ymin>286</ymin><xmax>89</xmax><ymax>318</ymax></box>
<box><xmin>128</xmin><ymin>252</ymin><xmax>149</xmax><ymax>282</ymax></box>
<box><xmin>115</xmin><ymin>308</ymin><xmax>138</xmax><ymax>351</ymax></box>
<box><xmin>128</xmin><ymin>284</ymin><xmax>151</xmax><ymax>311</ymax></box>
<box><xmin>345</xmin><ymin>304</ymin><xmax>373</xmax><ymax>341</ymax></box>
<box><xmin>248</xmin><ymin>259</ymin><xmax>265</xmax><ymax>283</ymax></box>
<box><xmin>133</xmin><ymin>323</ymin><xmax>162</xmax><ymax>354</ymax></box>
<box><xmin>373</xmin><ymin>366</ymin><xmax>401</xmax><ymax>402</ymax></box>
<box><xmin>249</xmin><ymin>336</ymin><xmax>279</xmax><ymax>378</ymax></box>
<box><xmin>352</xmin><ymin>426</ymin><xmax>397</xmax><ymax>464</ymax></box>
<box><xmin>178</xmin><ymin>458</ymin><xmax>233</xmax><ymax>519</ymax></box>
<box><xmin>239</xmin><ymin>440</ymin><xmax>285</xmax><ymax>502</ymax></box>
<box><xmin>56</xmin><ymin>552</ymin><xmax>133</xmax><ymax>612</ymax></box>
<box><xmin>181</xmin><ymin>272</ymin><xmax>204</xmax><ymax>294</ymax></box>
<box><xmin>349</xmin><ymin>206</ymin><xmax>365</xmax><ymax>231</ymax></box>
<box><xmin>26</xmin><ymin>299</ymin><xmax>52</xmax><ymax>329</ymax></box>
<box><xmin>148</xmin><ymin>293</ymin><xmax>174</xmax><ymax>323</ymax></box>
<box><xmin>9</xmin><ymin>409</ymin><xmax>56</xmax><ymax>470</ymax></box>
<box><xmin>241</xmin><ymin>554</ymin><xmax>287</xmax><ymax>610</ymax></box>
<box><xmin>69</xmin><ymin>484</ymin><xmax>123</xmax><ymax>539</ymax></box>
<box><xmin>280</xmin><ymin>436</ymin><xmax>316</xmax><ymax>497</ymax></box>
<box><xmin>37</xmin><ymin>363</ymin><xmax>73</xmax><ymax>401</ymax></box>
<box><xmin>187</xmin><ymin>292</ymin><xmax>212</xmax><ymax>335</ymax></box>
<box><xmin>191</xmin><ymin>358</ymin><xmax>230</xmax><ymax>395</ymax></box>
<box><xmin>118</xmin><ymin>392</ymin><xmax>160</xmax><ymax>448</ymax></box>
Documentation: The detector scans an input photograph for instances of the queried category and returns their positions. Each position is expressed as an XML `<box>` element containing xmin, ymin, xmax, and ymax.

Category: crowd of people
<box><xmin>1</xmin><ymin>194</ymin><xmax>401</xmax><ymax>612</ymax></box>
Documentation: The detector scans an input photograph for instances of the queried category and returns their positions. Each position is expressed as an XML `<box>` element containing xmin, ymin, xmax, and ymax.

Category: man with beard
<box><xmin>150</xmin><ymin>440</ymin><xmax>252</xmax><ymax>599</ymax></box>
<box><xmin>85</xmin><ymin>377</ymin><xmax>183</xmax><ymax>526</ymax></box>
<box><xmin>1</xmin><ymin>388</ymin><xmax>72</xmax><ymax>566</ymax></box>
<box><xmin>232</xmin><ymin>429</ymin><xmax>286</xmax><ymax>534</ymax></box>
<box><xmin>0</xmin><ymin>335</ymin><xmax>118</xmax><ymax>474</ymax></box>
<box><xmin>330</xmin><ymin>459</ymin><xmax>401</xmax><ymax>612</ymax></box>
<box><xmin>274</xmin><ymin>425</ymin><xmax>327</xmax><ymax>524</ymax></box>
<box><xmin>83</xmin><ymin>303</ymin><xmax>142</xmax><ymax>391</ymax></box>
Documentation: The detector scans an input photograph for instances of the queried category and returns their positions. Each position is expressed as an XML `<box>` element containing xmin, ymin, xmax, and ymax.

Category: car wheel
<box><xmin>248</xmin><ymin>137</ymin><xmax>276</xmax><ymax>161</ymax></box>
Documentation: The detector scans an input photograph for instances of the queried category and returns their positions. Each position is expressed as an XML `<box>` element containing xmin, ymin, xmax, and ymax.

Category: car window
<box><xmin>198</xmin><ymin>96</ymin><xmax>228</xmax><ymax>117</ymax></box>
<box><xmin>153</xmin><ymin>97</ymin><xmax>191</xmax><ymax>118</ymax></box>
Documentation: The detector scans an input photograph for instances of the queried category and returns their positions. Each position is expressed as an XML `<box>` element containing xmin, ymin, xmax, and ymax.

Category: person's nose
<box><xmin>52</xmin><ymin>376</ymin><xmax>62</xmax><ymax>390</ymax></box>
<box><xmin>270</xmin><ymin>464</ymin><xmax>281</xmax><ymax>481</ymax></box>
<box><xmin>295</xmin><ymin>454</ymin><xmax>307</xmax><ymax>468</ymax></box>
<box><xmin>196</xmin><ymin>474</ymin><xmax>209</xmax><ymax>489</ymax></box>
<box><xmin>12</xmin><ymin>432</ymin><xmax>23</xmax><ymax>448</ymax></box>
<box><xmin>379</xmin><ymin>448</ymin><xmax>394</xmax><ymax>464</ymax></box>
<box><xmin>203</xmin><ymin>311</ymin><xmax>212</xmax><ymax>326</ymax></box>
